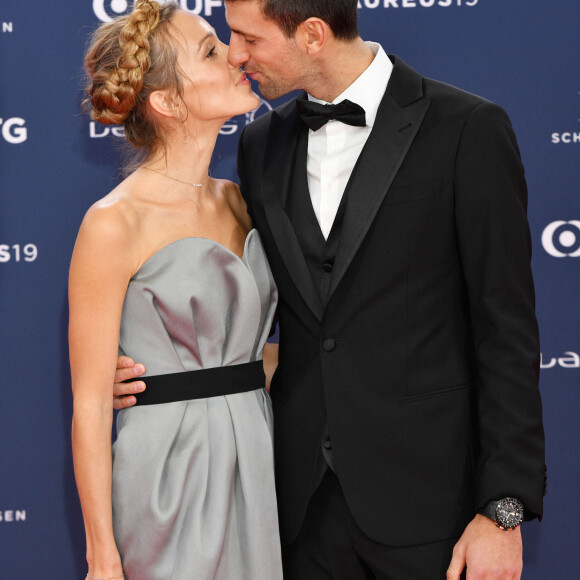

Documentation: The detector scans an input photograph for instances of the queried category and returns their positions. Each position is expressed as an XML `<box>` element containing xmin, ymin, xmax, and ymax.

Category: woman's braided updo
<box><xmin>84</xmin><ymin>0</ymin><xmax>181</xmax><ymax>154</ymax></box>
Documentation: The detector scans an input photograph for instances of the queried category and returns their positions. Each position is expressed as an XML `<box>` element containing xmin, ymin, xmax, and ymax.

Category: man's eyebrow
<box><xmin>229</xmin><ymin>25</ymin><xmax>258</xmax><ymax>38</ymax></box>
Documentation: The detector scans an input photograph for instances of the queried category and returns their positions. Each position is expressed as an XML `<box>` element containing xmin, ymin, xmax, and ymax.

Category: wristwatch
<box><xmin>479</xmin><ymin>497</ymin><xmax>524</xmax><ymax>530</ymax></box>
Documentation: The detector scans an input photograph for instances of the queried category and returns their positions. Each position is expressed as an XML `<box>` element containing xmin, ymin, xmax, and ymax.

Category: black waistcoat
<box><xmin>284</xmin><ymin>127</ymin><xmax>351</xmax><ymax>484</ymax></box>
<box><xmin>284</xmin><ymin>129</ymin><xmax>348</xmax><ymax>306</ymax></box>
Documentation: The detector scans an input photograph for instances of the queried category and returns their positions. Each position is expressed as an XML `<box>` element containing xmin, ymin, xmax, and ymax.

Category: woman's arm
<box><xmin>69</xmin><ymin>203</ymin><xmax>135</xmax><ymax>578</ymax></box>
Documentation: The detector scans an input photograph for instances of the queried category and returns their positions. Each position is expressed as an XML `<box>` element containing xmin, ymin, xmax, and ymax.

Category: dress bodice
<box><xmin>118</xmin><ymin>229</ymin><xmax>278</xmax><ymax>376</ymax></box>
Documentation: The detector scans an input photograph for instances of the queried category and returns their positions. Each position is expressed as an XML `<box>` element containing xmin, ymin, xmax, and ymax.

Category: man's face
<box><xmin>225</xmin><ymin>0</ymin><xmax>308</xmax><ymax>100</ymax></box>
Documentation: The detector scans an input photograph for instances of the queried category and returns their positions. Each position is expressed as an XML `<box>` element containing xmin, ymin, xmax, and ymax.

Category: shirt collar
<box><xmin>307</xmin><ymin>42</ymin><xmax>393</xmax><ymax>128</ymax></box>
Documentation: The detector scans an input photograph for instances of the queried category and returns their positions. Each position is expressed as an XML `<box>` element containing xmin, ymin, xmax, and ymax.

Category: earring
<box><xmin>177</xmin><ymin>108</ymin><xmax>189</xmax><ymax>143</ymax></box>
<box><xmin>172</xmin><ymin>103</ymin><xmax>189</xmax><ymax>143</ymax></box>
<box><xmin>181</xmin><ymin>119</ymin><xmax>189</xmax><ymax>143</ymax></box>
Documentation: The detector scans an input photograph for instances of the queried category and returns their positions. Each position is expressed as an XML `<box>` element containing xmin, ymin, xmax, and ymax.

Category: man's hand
<box><xmin>447</xmin><ymin>514</ymin><xmax>522</xmax><ymax>580</ymax></box>
<box><xmin>262</xmin><ymin>342</ymin><xmax>279</xmax><ymax>392</ymax></box>
<box><xmin>113</xmin><ymin>356</ymin><xmax>146</xmax><ymax>410</ymax></box>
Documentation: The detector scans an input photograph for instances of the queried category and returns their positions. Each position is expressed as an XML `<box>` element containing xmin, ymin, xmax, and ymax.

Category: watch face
<box><xmin>496</xmin><ymin>497</ymin><xmax>524</xmax><ymax>529</ymax></box>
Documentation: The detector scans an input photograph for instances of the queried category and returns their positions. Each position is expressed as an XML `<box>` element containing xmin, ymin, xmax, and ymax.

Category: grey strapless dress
<box><xmin>111</xmin><ymin>230</ymin><xmax>282</xmax><ymax>580</ymax></box>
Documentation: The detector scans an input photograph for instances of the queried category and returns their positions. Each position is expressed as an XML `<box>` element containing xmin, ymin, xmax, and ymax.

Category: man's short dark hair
<box><xmin>229</xmin><ymin>0</ymin><xmax>359</xmax><ymax>40</ymax></box>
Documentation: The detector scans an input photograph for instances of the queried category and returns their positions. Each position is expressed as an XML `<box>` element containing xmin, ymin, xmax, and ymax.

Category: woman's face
<box><xmin>171</xmin><ymin>11</ymin><xmax>260</xmax><ymax>125</ymax></box>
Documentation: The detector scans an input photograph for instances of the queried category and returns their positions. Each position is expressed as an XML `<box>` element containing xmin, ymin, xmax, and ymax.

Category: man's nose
<box><xmin>227</xmin><ymin>34</ymin><xmax>249</xmax><ymax>68</ymax></box>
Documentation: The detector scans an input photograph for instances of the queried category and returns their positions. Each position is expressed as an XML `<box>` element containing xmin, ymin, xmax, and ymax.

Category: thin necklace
<box><xmin>142</xmin><ymin>166</ymin><xmax>208</xmax><ymax>188</ymax></box>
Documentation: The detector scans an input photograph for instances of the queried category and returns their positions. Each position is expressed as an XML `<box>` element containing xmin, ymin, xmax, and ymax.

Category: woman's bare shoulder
<box><xmin>81</xmin><ymin>189</ymin><xmax>134</xmax><ymax>239</ymax></box>
<box><xmin>74</xmin><ymin>179</ymin><xmax>147</xmax><ymax>268</ymax></box>
<box><xmin>215</xmin><ymin>178</ymin><xmax>252</xmax><ymax>230</ymax></box>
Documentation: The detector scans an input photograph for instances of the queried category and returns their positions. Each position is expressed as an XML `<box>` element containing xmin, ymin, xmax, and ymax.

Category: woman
<box><xmin>69</xmin><ymin>2</ymin><xmax>281</xmax><ymax>579</ymax></box>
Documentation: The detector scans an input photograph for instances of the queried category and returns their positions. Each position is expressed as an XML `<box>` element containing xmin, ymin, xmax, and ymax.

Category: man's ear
<box><xmin>149</xmin><ymin>90</ymin><xmax>179</xmax><ymax>119</ymax></box>
<box><xmin>295</xmin><ymin>17</ymin><xmax>329</xmax><ymax>56</ymax></box>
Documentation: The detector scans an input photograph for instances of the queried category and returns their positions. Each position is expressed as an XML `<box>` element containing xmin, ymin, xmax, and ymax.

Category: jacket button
<box><xmin>323</xmin><ymin>439</ymin><xmax>332</xmax><ymax>450</ymax></box>
<box><xmin>322</xmin><ymin>338</ymin><xmax>336</xmax><ymax>352</ymax></box>
<box><xmin>322</xmin><ymin>262</ymin><xmax>333</xmax><ymax>273</ymax></box>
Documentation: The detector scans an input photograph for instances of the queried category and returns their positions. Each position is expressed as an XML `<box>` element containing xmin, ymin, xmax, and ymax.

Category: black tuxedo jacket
<box><xmin>237</xmin><ymin>56</ymin><xmax>545</xmax><ymax>546</ymax></box>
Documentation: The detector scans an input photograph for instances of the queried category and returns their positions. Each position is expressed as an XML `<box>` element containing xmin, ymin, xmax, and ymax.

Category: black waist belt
<box><xmin>125</xmin><ymin>360</ymin><xmax>265</xmax><ymax>406</ymax></box>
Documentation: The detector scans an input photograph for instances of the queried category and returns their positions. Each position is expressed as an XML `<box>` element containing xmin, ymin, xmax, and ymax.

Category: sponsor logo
<box><xmin>551</xmin><ymin>131</ymin><xmax>580</xmax><ymax>144</ymax></box>
<box><xmin>93</xmin><ymin>0</ymin><xmax>223</xmax><ymax>23</ymax></box>
<box><xmin>541</xmin><ymin>221</ymin><xmax>580</xmax><ymax>258</ymax></box>
<box><xmin>89</xmin><ymin>121</ymin><xmax>125</xmax><ymax>139</ymax></box>
<box><xmin>0</xmin><ymin>510</ymin><xmax>27</xmax><ymax>523</ymax></box>
<box><xmin>0</xmin><ymin>244</ymin><xmax>39</xmax><ymax>263</ymax></box>
<box><xmin>540</xmin><ymin>351</ymin><xmax>580</xmax><ymax>369</ymax></box>
<box><xmin>551</xmin><ymin>91</ymin><xmax>580</xmax><ymax>144</ymax></box>
<box><xmin>220</xmin><ymin>99</ymin><xmax>273</xmax><ymax>136</ymax></box>
<box><xmin>2</xmin><ymin>21</ymin><xmax>13</xmax><ymax>33</ymax></box>
<box><xmin>358</xmin><ymin>0</ymin><xmax>478</xmax><ymax>8</ymax></box>
<box><xmin>0</xmin><ymin>117</ymin><xmax>27</xmax><ymax>144</ymax></box>
<box><xmin>88</xmin><ymin>99</ymin><xmax>272</xmax><ymax>139</ymax></box>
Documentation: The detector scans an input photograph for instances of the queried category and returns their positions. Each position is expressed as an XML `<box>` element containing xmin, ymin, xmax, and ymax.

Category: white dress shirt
<box><xmin>306</xmin><ymin>43</ymin><xmax>393</xmax><ymax>239</ymax></box>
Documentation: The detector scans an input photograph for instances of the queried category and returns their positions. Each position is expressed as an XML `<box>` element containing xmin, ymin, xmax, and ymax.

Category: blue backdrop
<box><xmin>1</xmin><ymin>0</ymin><xmax>578</xmax><ymax>577</ymax></box>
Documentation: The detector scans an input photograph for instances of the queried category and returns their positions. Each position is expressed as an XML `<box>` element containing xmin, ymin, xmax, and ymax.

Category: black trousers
<box><xmin>282</xmin><ymin>469</ymin><xmax>465</xmax><ymax>580</ymax></box>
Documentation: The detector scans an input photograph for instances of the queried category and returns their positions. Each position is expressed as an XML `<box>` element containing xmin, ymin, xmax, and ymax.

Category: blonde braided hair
<box><xmin>87</xmin><ymin>1</ymin><xmax>161</xmax><ymax>125</ymax></box>
<box><xmin>84</xmin><ymin>0</ymin><xmax>181</xmax><ymax>155</ymax></box>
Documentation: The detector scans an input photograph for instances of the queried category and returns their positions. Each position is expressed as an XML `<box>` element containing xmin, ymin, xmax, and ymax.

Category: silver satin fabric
<box><xmin>112</xmin><ymin>230</ymin><xmax>282</xmax><ymax>580</ymax></box>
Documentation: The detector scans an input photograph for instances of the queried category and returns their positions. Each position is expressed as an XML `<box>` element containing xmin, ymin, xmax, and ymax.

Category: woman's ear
<box><xmin>149</xmin><ymin>90</ymin><xmax>178</xmax><ymax>119</ymax></box>
<box><xmin>295</xmin><ymin>17</ymin><xmax>328</xmax><ymax>56</ymax></box>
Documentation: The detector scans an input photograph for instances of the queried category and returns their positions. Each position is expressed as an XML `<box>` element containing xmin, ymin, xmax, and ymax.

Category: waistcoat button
<box><xmin>322</xmin><ymin>338</ymin><xmax>336</xmax><ymax>352</ymax></box>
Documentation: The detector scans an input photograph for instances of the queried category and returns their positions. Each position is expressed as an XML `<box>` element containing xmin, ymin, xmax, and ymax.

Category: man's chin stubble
<box><xmin>258</xmin><ymin>82</ymin><xmax>291</xmax><ymax>101</ymax></box>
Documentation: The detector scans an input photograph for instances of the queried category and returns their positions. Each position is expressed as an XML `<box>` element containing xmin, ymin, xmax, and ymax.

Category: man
<box><xmin>114</xmin><ymin>1</ymin><xmax>545</xmax><ymax>577</ymax></box>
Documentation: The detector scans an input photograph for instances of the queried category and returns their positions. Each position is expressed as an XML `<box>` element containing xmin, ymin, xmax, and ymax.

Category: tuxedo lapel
<box><xmin>262</xmin><ymin>98</ymin><xmax>324</xmax><ymax>321</ymax></box>
<box><xmin>327</xmin><ymin>57</ymin><xmax>431</xmax><ymax>300</ymax></box>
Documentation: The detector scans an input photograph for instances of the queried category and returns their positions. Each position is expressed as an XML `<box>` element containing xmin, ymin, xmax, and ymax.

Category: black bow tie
<box><xmin>296</xmin><ymin>98</ymin><xmax>366</xmax><ymax>132</ymax></box>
